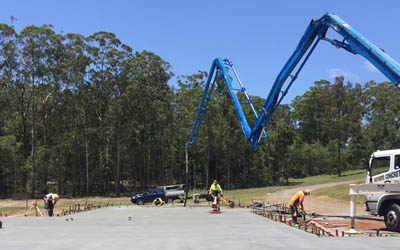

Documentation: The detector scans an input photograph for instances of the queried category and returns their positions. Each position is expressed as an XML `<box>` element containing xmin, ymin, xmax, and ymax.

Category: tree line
<box><xmin>0</xmin><ymin>23</ymin><xmax>399</xmax><ymax>198</ymax></box>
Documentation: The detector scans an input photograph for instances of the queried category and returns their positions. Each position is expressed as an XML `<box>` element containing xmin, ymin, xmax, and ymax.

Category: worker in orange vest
<box><xmin>289</xmin><ymin>189</ymin><xmax>310</xmax><ymax>224</ymax></box>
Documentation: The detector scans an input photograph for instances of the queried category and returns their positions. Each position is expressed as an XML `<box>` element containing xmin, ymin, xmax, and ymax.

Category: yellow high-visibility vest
<box><xmin>209</xmin><ymin>184</ymin><xmax>222</xmax><ymax>192</ymax></box>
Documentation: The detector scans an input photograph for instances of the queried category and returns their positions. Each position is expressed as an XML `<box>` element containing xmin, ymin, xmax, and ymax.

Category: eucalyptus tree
<box><xmin>0</xmin><ymin>24</ymin><xmax>19</xmax><ymax>131</ymax></box>
<box><xmin>61</xmin><ymin>33</ymin><xmax>91</xmax><ymax>195</ymax></box>
<box><xmin>0</xmin><ymin>24</ymin><xmax>22</xmax><ymax>195</ymax></box>
<box><xmin>363</xmin><ymin>81</ymin><xmax>400</xmax><ymax>150</ymax></box>
<box><xmin>175</xmin><ymin>72</ymin><xmax>208</xmax><ymax>188</ymax></box>
<box><xmin>86</xmin><ymin>31</ymin><xmax>121</xmax><ymax>194</ymax></box>
<box><xmin>19</xmin><ymin>24</ymin><xmax>61</xmax><ymax>197</ymax></box>
<box><xmin>106</xmin><ymin>42</ymin><xmax>132</xmax><ymax>197</ymax></box>
<box><xmin>122</xmin><ymin>50</ymin><xmax>173</xmax><ymax>189</ymax></box>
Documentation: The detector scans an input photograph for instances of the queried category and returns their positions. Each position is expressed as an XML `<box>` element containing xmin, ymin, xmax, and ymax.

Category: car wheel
<box><xmin>137</xmin><ymin>199</ymin><xmax>144</xmax><ymax>205</ymax></box>
<box><xmin>384</xmin><ymin>203</ymin><xmax>400</xmax><ymax>232</ymax></box>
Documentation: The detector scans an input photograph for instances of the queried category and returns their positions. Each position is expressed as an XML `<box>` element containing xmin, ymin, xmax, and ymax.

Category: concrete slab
<box><xmin>0</xmin><ymin>206</ymin><xmax>398</xmax><ymax>250</ymax></box>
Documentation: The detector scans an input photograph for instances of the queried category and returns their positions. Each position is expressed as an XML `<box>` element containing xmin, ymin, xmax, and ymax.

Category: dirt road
<box><xmin>267</xmin><ymin>180</ymin><xmax>368</xmax><ymax>215</ymax></box>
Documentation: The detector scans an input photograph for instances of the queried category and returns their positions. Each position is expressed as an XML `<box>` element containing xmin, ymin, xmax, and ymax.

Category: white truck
<box><xmin>363</xmin><ymin>149</ymin><xmax>400</xmax><ymax>231</ymax></box>
<box><xmin>157</xmin><ymin>184</ymin><xmax>185</xmax><ymax>203</ymax></box>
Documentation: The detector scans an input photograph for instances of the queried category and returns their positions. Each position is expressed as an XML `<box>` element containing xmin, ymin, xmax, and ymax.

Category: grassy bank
<box><xmin>0</xmin><ymin>169</ymin><xmax>366</xmax><ymax>211</ymax></box>
<box><xmin>287</xmin><ymin>169</ymin><xmax>365</xmax><ymax>186</ymax></box>
<box><xmin>196</xmin><ymin>169</ymin><xmax>366</xmax><ymax>204</ymax></box>
<box><xmin>312</xmin><ymin>180</ymin><xmax>366</xmax><ymax>205</ymax></box>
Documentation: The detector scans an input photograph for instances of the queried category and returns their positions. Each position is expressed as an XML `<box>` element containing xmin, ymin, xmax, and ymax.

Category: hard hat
<box><xmin>304</xmin><ymin>189</ymin><xmax>311</xmax><ymax>195</ymax></box>
<box><xmin>52</xmin><ymin>194</ymin><xmax>59</xmax><ymax>200</ymax></box>
<box><xmin>213</xmin><ymin>180</ymin><xmax>218</xmax><ymax>184</ymax></box>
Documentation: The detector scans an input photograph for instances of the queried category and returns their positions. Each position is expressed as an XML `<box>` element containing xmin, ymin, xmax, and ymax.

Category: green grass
<box><xmin>188</xmin><ymin>186</ymin><xmax>288</xmax><ymax>205</ymax></box>
<box><xmin>0</xmin><ymin>169</ymin><xmax>368</xmax><ymax>212</ymax></box>
<box><xmin>287</xmin><ymin>169</ymin><xmax>366</xmax><ymax>186</ymax></box>
<box><xmin>223</xmin><ymin>186</ymin><xmax>288</xmax><ymax>205</ymax></box>
<box><xmin>56</xmin><ymin>197</ymin><xmax>133</xmax><ymax>208</ymax></box>
<box><xmin>0</xmin><ymin>207</ymin><xmax>26</xmax><ymax>213</ymax></box>
<box><xmin>189</xmin><ymin>169</ymin><xmax>366</xmax><ymax>205</ymax></box>
<box><xmin>312</xmin><ymin>180</ymin><xmax>366</xmax><ymax>205</ymax></box>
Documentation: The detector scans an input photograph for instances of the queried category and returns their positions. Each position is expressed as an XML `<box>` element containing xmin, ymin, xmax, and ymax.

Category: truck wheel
<box><xmin>167</xmin><ymin>198</ymin><xmax>173</xmax><ymax>204</ymax></box>
<box><xmin>384</xmin><ymin>203</ymin><xmax>400</xmax><ymax>232</ymax></box>
<box><xmin>137</xmin><ymin>199</ymin><xmax>144</xmax><ymax>205</ymax></box>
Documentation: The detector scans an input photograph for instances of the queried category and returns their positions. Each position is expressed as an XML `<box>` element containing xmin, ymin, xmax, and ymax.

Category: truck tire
<box><xmin>137</xmin><ymin>199</ymin><xmax>144</xmax><ymax>205</ymax></box>
<box><xmin>384</xmin><ymin>203</ymin><xmax>400</xmax><ymax>232</ymax></box>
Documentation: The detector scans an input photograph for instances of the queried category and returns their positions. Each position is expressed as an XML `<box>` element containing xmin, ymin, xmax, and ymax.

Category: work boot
<box><xmin>292</xmin><ymin>216</ymin><xmax>298</xmax><ymax>225</ymax></box>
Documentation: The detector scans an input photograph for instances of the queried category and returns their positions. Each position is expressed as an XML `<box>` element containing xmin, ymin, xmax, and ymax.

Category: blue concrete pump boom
<box><xmin>186</xmin><ymin>13</ymin><xmax>400</xmax><ymax>149</ymax></box>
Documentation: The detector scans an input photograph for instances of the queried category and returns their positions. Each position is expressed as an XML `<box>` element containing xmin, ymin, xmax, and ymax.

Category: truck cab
<box><xmin>365</xmin><ymin>149</ymin><xmax>400</xmax><ymax>231</ymax></box>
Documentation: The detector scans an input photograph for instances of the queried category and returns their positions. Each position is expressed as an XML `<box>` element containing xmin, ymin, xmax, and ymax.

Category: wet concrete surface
<box><xmin>0</xmin><ymin>206</ymin><xmax>398</xmax><ymax>250</ymax></box>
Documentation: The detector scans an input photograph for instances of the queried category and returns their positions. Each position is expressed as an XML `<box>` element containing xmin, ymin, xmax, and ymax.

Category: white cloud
<box><xmin>363</xmin><ymin>60</ymin><xmax>380</xmax><ymax>73</ymax></box>
<box><xmin>327</xmin><ymin>68</ymin><xmax>360</xmax><ymax>82</ymax></box>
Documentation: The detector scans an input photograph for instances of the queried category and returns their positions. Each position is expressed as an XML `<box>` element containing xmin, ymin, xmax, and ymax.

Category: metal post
<box><xmin>350</xmin><ymin>194</ymin><xmax>356</xmax><ymax>229</ymax></box>
<box><xmin>184</xmin><ymin>147</ymin><xmax>189</xmax><ymax>207</ymax></box>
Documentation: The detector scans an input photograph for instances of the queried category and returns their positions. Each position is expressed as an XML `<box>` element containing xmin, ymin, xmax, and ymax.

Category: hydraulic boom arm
<box><xmin>186</xmin><ymin>58</ymin><xmax>266</xmax><ymax>146</ymax></box>
<box><xmin>187</xmin><ymin>13</ymin><xmax>400</xmax><ymax>148</ymax></box>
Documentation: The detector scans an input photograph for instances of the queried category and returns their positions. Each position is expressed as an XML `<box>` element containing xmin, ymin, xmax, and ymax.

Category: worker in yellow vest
<box><xmin>209</xmin><ymin>180</ymin><xmax>223</xmax><ymax>211</ymax></box>
<box><xmin>209</xmin><ymin>180</ymin><xmax>223</xmax><ymax>197</ymax></box>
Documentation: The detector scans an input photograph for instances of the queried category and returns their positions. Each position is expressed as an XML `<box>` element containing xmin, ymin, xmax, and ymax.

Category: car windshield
<box><xmin>370</xmin><ymin>156</ymin><xmax>390</xmax><ymax>177</ymax></box>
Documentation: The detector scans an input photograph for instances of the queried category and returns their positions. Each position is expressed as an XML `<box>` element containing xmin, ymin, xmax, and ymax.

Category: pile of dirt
<box><xmin>318</xmin><ymin>218</ymin><xmax>385</xmax><ymax>232</ymax></box>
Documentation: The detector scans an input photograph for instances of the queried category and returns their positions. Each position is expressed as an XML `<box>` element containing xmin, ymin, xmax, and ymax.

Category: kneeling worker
<box><xmin>289</xmin><ymin>189</ymin><xmax>310</xmax><ymax>224</ymax></box>
<box><xmin>43</xmin><ymin>193</ymin><xmax>59</xmax><ymax>217</ymax></box>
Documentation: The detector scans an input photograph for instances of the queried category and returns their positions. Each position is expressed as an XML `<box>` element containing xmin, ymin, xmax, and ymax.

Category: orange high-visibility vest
<box><xmin>289</xmin><ymin>191</ymin><xmax>305</xmax><ymax>206</ymax></box>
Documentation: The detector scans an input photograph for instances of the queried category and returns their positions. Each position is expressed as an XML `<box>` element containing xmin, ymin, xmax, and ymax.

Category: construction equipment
<box><xmin>186</xmin><ymin>13</ymin><xmax>400</xmax><ymax>149</ymax></box>
<box><xmin>220</xmin><ymin>197</ymin><xmax>235</xmax><ymax>208</ymax></box>
<box><xmin>25</xmin><ymin>200</ymin><xmax>43</xmax><ymax>217</ymax></box>
<box><xmin>349</xmin><ymin>149</ymin><xmax>400</xmax><ymax>232</ymax></box>
<box><xmin>185</xmin><ymin>13</ymin><xmax>400</xmax><ymax>228</ymax></box>
<box><xmin>212</xmin><ymin>195</ymin><xmax>220</xmax><ymax>212</ymax></box>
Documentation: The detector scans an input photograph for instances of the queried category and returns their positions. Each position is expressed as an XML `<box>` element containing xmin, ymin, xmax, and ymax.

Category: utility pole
<box><xmin>31</xmin><ymin>76</ymin><xmax>35</xmax><ymax>198</ymax></box>
<box><xmin>184</xmin><ymin>147</ymin><xmax>189</xmax><ymax>207</ymax></box>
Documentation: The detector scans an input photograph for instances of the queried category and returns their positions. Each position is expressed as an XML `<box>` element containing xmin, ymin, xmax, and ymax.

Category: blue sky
<box><xmin>1</xmin><ymin>0</ymin><xmax>399</xmax><ymax>104</ymax></box>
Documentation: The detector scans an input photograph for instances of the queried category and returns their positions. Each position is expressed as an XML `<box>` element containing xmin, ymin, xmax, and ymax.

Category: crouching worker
<box><xmin>152</xmin><ymin>197</ymin><xmax>165</xmax><ymax>206</ymax></box>
<box><xmin>44</xmin><ymin>193</ymin><xmax>59</xmax><ymax>217</ymax></box>
<box><xmin>289</xmin><ymin>189</ymin><xmax>310</xmax><ymax>224</ymax></box>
